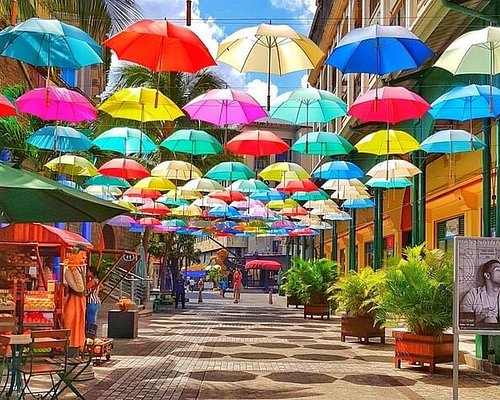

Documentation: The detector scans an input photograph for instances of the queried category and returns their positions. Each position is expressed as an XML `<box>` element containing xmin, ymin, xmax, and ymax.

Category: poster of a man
<box><xmin>455</xmin><ymin>237</ymin><xmax>500</xmax><ymax>333</ymax></box>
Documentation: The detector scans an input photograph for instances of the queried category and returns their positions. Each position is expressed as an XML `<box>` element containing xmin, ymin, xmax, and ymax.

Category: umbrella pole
<box><xmin>267</xmin><ymin>37</ymin><xmax>272</xmax><ymax>112</ymax></box>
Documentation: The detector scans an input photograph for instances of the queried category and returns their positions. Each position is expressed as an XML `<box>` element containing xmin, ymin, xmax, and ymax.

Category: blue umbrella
<box><xmin>323</xmin><ymin>211</ymin><xmax>352</xmax><ymax>221</ymax></box>
<box><xmin>250</xmin><ymin>189</ymin><xmax>285</xmax><ymax>202</ymax></box>
<box><xmin>429</xmin><ymin>85</ymin><xmax>500</xmax><ymax>121</ymax></box>
<box><xmin>326</xmin><ymin>24</ymin><xmax>433</xmax><ymax>75</ymax></box>
<box><xmin>84</xmin><ymin>175</ymin><xmax>131</xmax><ymax>189</ymax></box>
<box><xmin>208</xmin><ymin>206</ymin><xmax>241</xmax><ymax>218</ymax></box>
<box><xmin>312</xmin><ymin>161</ymin><xmax>364</xmax><ymax>180</ymax></box>
<box><xmin>93</xmin><ymin>127</ymin><xmax>157</xmax><ymax>155</ymax></box>
<box><xmin>28</xmin><ymin>126</ymin><xmax>94</xmax><ymax>152</ymax></box>
<box><xmin>0</xmin><ymin>18</ymin><xmax>102</xmax><ymax>69</ymax></box>
<box><xmin>342</xmin><ymin>198</ymin><xmax>375</xmax><ymax>209</ymax></box>
<box><xmin>420</xmin><ymin>129</ymin><xmax>486</xmax><ymax>153</ymax></box>
<box><xmin>57</xmin><ymin>177</ymin><xmax>82</xmax><ymax>191</ymax></box>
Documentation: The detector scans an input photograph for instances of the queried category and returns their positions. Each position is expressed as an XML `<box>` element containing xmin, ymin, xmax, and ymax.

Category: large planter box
<box><xmin>341</xmin><ymin>316</ymin><xmax>385</xmax><ymax>344</ymax></box>
<box><xmin>304</xmin><ymin>303</ymin><xmax>330</xmax><ymax>319</ymax></box>
<box><xmin>393</xmin><ymin>331</ymin><xmax>453</xmax><ymax>373</ymax></box>
<box><xmin>286</xmin><ymin>296</ymin><xmax>303</xmax><ymax>308</ymax></box>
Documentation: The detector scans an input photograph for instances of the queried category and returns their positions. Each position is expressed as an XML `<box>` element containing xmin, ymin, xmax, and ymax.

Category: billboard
<box><xmin>454</xmin><ymin>237</ymin><xmax>500</xmax><ymax>334</ymax></box>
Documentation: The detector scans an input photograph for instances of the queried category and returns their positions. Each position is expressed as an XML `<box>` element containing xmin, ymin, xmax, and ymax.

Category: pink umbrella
<box><xmin>121</xmin><ymin>195</ymin><xmax>153</xmax><ymax>205</ymax></box>
<box><xmin>348</xmin><ymin>86</ymin><xmax>430</xmax><ymax>124</ymax></box>
<box><xmin>137</xmin><ymin>217</ymin><xmax>162</xmax><ymax>226</ymax></box>
<box><xmin>183</xmin><ymin>88</ymin><xmax>268</xmax><ymax>126</ymax></box>
<box><xmin>271</xmin><ymin>220</ymin><xmax>295</xmax><ymax>229</ymax></box>
<box><xmin>244</xmin><ymin>206</ymin><xmax>275</xmax><ymax>218</ymax></box>
<box><xmin>230</xmin><ymin>198</ymin><xmax>264</xmax><ymax>209</ymax></box>
<box><xmin>15</xmin><ymin>87</ymin><xmax>97</xmax><ymax>122</ymax></box>
<box><xmin>138</xmin><ymin>201</ymin><xmax>171</xmax><ymax>215</ymax></box>
<box><xmin>99</xmin><ymin>158</ymin><xmax>150</xmax><ymax>180</ymax></box>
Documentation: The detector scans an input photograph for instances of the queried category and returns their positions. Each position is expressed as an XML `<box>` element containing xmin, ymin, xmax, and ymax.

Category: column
<box><xmin>348</xmin><ymin>210</ymin><xmax>357</xmax><ymax>271</ymax></box>
<box><xmin>331</xmin><ymin>222</ymin><xmax>337</xmax><ymax>261</ymax></box>
<box><xmin>319</xmin><ymin>229</ymin><xmax>325</xmax><ymax>259</ymax></box>
<box><xmin>373</xmin><ymin>188</ymin><xmax>384</xmax><ymax>270</ymax></box>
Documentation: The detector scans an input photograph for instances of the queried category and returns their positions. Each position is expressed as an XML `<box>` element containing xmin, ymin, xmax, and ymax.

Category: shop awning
<box><xmin>0</xmin><ymin>223</ymin><xmax>93</xmax><ymax>249</ymax></box>
<box><xmin>245</xmin><ymin>259</ymin><xmax>281</xmax><ymax>271</ymax></box>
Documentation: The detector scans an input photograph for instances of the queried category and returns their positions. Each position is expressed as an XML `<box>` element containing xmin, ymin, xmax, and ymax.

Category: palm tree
<box><xmin>0</xmin><ymin>0</ymin><xmax>142</xmax><ymax>41</ymax></box>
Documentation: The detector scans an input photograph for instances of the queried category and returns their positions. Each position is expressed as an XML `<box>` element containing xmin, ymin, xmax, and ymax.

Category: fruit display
<box><xmin>0</xmin><ymin>292</ymin><xmax>15</xmax><ymax>309</ymax></box>
<box><xmin>24</xmin><ymin>311</ymin><xmax>53</xmax><ymax>325</ymax></box>
<box><xmin>24</xmin><ymin>291</ymin><xmax>55</xmax><ymax>310</ymax></box>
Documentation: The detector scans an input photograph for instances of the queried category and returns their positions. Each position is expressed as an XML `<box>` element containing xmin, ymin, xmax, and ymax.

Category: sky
<box><xmin>131</xmin><ymin>0</ymin><xmax>317</xmax><ymax>105</ymax></box>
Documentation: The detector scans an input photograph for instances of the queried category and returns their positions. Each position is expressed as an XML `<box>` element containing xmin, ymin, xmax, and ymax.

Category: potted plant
<box><xmin>283</xmin><ymin>257</ymin><xmax>338</xmax><ymax>319</ymax></box>
<box><xmin>378</xmin><ymin>244</ymin><xmax>453</xmax><ymax>373</ymax></box>
<box><xmin>280</xmin><ymin>270</ymin><xmax>303</xmax><ymax>308</ymax></box>
<box><xmin>330</xmin><ymin>267</ymin><xmax>386</xmax><ymax>343</ymax></box>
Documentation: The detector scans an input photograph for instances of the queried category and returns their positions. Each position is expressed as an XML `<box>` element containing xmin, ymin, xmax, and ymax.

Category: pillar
<box><xmin>301</xmin><ymin>236</ymin><xmax>307</xmax><ymax>260</ymax></box>
<box><xmin>373</xmin><ymin>188</ymin><xmax>384</xmax><ymax>270</ymax></box>
<box><xmin>319</xmin><ymin>229</ymin><xmax>325</xmax><ymax>259</ymax></box>
<box><xmin>331</xmin><ymin>222</ymin><xmax>337</xmax><ymax>261</ymax></box>
<box><xmin>496</xmin><ymin>120</ymin><xmax>500</xmax><ymax>236</ymax></box>
<box><xmin>348</xmin><ymin>209</ymin><xmax>357</xmax><ymax>271</ymax></box>
<box><xmin>53</xmin><ymin>222</ymin><xmax>65</xmax><ymax>281</ymax></box>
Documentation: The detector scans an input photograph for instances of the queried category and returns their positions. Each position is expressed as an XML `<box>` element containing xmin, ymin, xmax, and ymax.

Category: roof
<box><xmin>0</xmin><ymin>223</ymin><xmax>93</xmax><ymax>249</ymax></box>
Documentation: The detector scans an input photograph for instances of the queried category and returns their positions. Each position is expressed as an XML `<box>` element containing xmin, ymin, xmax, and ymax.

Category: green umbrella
<box><xmin>291</xmin><ymin>189</ymin><xmax>330</xmax><ymax>201</ymax></box>
<box><xmin>0</xmin><ymin>163</ymin><xmax>127</xmax><ymax>223</ymax></box>
<box><xmin>227</xmin><ymin>179</ymin><xmax>269</xmax><ymax>193</ymax></box>
<box><xmin>160</xmin><ymin>129</ymin><xmax>223</xmax><ymax>155</ymax></box>
<box><xmin>292</xmin><ymin>131</ymin><xmax>354</xmax><ymax>156</ymax></box>
<box><xmin>83</xmin><ymin>174</ymin><xmax>131</xmax><ymax>189</ymax></box>
<box><xmin>156</xmin><ymin>197</ymin><xmax>190</xmax><ymax>207</ymax></box>
<box><xmin>205</xmin><ymin>162</ymin><xmax>254</xmax><ymax>181</ymax></box>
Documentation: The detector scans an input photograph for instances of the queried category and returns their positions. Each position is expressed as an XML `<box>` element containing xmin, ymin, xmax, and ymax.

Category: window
<box><xmin>354</xmin><ymin>0</ymin><xmax>362</xmax><ymax>28</ymax></box>
<box><xmin>353</xmin><ymin>74</ymin><xmax>361</xmax><ymax>100</ymax></box>
<box><xmin>383</xmin><ymin>236</ymin><xmax>395</xmax><ymax>259</ymax></box>
<box><xmin>437</xmin><ymin>216</ymin><xmax>464</xmax><ymax>253</ymax></box>
<box><xmin>254</xmin><ymin>156</ymin><xmax>270</xmax><ymax>171</ymax></box>
<box><xmin>369</xmin><ymin>0</ymin><xmax>379</xmax><ymax>18</ymax></box>
<box><xmin>365</xmin><ymin>241</ymin><xmax>374</xmax><ymax>267</ymax></box>
<box><xmin>390</xmin><ymin>0</ymin><xmax>407</xmax><ymax>27</ymax></box>
<box><xmin>275</xmin><ymin>138</ymin><xmax>292</xmax><ymax>162</ymax></box>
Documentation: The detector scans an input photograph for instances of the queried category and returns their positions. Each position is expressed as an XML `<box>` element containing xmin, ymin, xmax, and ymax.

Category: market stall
<box><xmin>0</xmin><ymin>223</ymin><xmax>93</xmax><ymax>333</ymax></box>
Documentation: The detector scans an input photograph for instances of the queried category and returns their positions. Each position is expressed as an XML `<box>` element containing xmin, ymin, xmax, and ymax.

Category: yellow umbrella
<box><xmin>217</xmin><ymin>23</ymin><xmax>324</xmax><ymax>110</ymax></box>
<box><xmin>355</xmin><ymin>129</ymin><xmax>420</xmax><ymax>155</ymax></box>
<box><xmin>267</xmin><ymin>198</ymin><xmax>299</xmax><ymax>210</ymax></box>
<box><xmin>133</xmin><ymin>177</ymin><xmax>176</xmax><ymax>191</ymax></box>
<box><xmin>151</xmin><ymin>160</ymin><xmax>202</xmax><ymax>180</ymax></box>
<box><xmin>98</xmin><ymin>87</ymin><xmax>184</xmax><ymax>122</ymax></box>
<box><xmin>171</xmin><ymin>204</ymin><xmax>202</xmax><ymax>217</ymax></box>
<box><xmin>163</xmin><ymin>189</ymin><xmax>201</xmax><ymax>200</ymax></box>
<box><xmin>113</xmin><ymin>199</ymin><xmax>137</xmax><ymax>213</ymax></box>
<box><xmin>258</xmin><ymin>162</ymin><xmax>310</xmax><ymax>182</ymax></box>
<box><xmin>45</xmin><ymin>155</ymin><xmax>99</xmax><ymax>177</ymax></box>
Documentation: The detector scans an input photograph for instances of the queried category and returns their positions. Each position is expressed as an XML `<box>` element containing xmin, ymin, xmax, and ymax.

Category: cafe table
<box><xmin>1</xmin><ymin>334</ymin><xmax>31</xmax><ymax>399</ymax></box>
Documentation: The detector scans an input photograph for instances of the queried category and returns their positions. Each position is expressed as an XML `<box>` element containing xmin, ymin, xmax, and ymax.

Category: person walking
<box><xmin>220</xmin><ymin>279</ymin><xmax>228</xmax><ymax>298</ymax></box>
<box><xmin>233</xmin><ymin>269</ymin><xmax>242</xmax><ymax>304</ymax></box>
<box><xmin>189</xmin><ymin>278</ymin><xmax>195</xmax><ymax>292</ymax></box>
<box><xmin>175</xmin><ymin>274</ymin><xmax>186</xmax><ymax>309</ymax></box>
<box><xmin>197</xmin><ymin>277</ymin><xmax>204</xmax><ymax>303</ymax></box>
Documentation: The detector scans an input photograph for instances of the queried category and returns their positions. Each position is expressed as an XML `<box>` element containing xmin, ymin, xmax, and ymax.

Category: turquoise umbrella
<box><xmin>250</xmin><ymin>189</ymin><xmax>285</xmax><ymax>202</ymax></box>
<box><xmin>93</xmin><ymin>127</ymin><xmax>157</xmax><ymax>155</ymax></box>
<box><xmin>160</xmin><ymin>129</ymin><xmax>223</xmax><ymax>155</ymax></box>
<box><xmin>227</xmin><ymin>179</ymin><xmax>269</xmax><ymax>193</ymax></box>
<box><xmin>205</xmin><ymin>162</ymin><xmax>254</xmax><ymax>181</ymax></box>
<box><xmin>365</xmin><ymin>177</ymin><xmax>413</xmax><ymax>189</ymax></box>
<box><xmin>156</xmin><ymin>197</ymin><xmax>190</xmax><ymax>207</ymax></box>
<box><xmin>84</xmin><ymin>175</ymin><xmax>131</xmax><ymax>189</ymax></box>
<box><xmin>292</xmin><ymin>131</ymin><xmax>354</xmax><ymax>156</ymax></box>
<box><xmin>420</xmin><ymin>129</ymin><xmax>486</xmax><ymax>153</ymax></box>
<box><xmin>291</xmin><ymin>190</ymin><xmax>330</xmax><ymax>201</ymax></box>
<box><xmin>27</xmin><ymin>126</ymin><xmax>94</xmax><ymax>152</ymax></box>
<box><xmin>0</xmin><ymin>18</ymin><xmax>102</xmax><ymax>69</ymax></box>
<box><xmin>162</xmin><ymin>219</ymin><xmax>187</xmax><ymax>227</ymax></box>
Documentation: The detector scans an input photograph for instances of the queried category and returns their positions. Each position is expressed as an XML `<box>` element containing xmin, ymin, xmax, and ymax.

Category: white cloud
<box><xmin>246</xmin><ymin>79</ymin><xmax>278</xmax><ymax>107</ymax></box>
<box><xmin>300</xmin><ymin>73</ymin><xmax>310</xmax><ymax>88</ymax></box>
<box><xmin>270</xmin><ymin>0</ymin><xmax>316</xmax><ymax>19</ymax></box>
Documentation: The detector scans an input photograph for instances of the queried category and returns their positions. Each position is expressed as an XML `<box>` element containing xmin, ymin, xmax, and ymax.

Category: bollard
<box><xmin>268</xmin><ymin>288</ymin><xmax>273</xmax><ymax>305</ymax></box>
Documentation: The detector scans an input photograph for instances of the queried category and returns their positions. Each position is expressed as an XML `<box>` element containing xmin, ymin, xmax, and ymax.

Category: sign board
<box><xmin>454</xmin><ymin>236</ymin><xmax>500</xmax><ymax>334</ymax></box>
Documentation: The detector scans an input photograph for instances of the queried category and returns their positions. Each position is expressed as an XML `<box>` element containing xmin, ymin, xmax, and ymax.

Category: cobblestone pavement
<box><xmin>72</xmin><ymin>292</ymin><xmax>500</xmax><ymax>400</ymax></box>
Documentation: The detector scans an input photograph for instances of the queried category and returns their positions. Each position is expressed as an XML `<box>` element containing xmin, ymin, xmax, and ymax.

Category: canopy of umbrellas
<box><xmin>0</xmin><ymin>18</ymin><xmax>498</xmax><ymax>237</ymax></box>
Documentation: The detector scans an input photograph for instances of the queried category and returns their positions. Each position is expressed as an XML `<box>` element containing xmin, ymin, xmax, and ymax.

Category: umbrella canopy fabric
<box><xmin>164</xmin><ymin>189</ymin><xmax>201</xmax><ymax>200</ymax></box>
<box><xmin>151</xmin><ymin>161</ymin><xmax>202</xmax><ymax>180</ymax></box>
<box><xmin>138</xmin><ymin>202</ymin><xmax>171</xmax><ymax>216</ymax></box>
<box><xmin>28</xmin><ymin>126</ymin><xmax>94</xmax><ymax>152</ymax></box>
<box><xmin>276</xmin><ymin>179</ymin><xmax>318</xmax><ymax>193</ymax></box>
<box><xmin>291</xmin><ymin>190</ymin><xmax>329</xmax><ymax>202</ymax></box>
<box><xmin>98</xmin><ymin>87</ymin><xmax>184</xmax><ymax>122</ymax></box>
<box><xmin>45</xmin><ymin>155</ymin><xmax>98</xmax><ymax>176</ymax></box>
<box><xmin>182</xmin><ymin>178</ymin><xmax>224</xmax><ymax>193</ymax></box>
<box><xmin>93</xmin><ymin>127</ymin><xmax>157</xmax><ymax>155</ymax></box>
<box><xmin>321</xmin><ymin>178</ymin><xmax>366</xmax><ymax>191</ymax></box>
<box><xmin>99</xmin><ymin>158</ymin><xmax>150</xmax><ymax>180</ymax></box>
<box><xmin>250</xmin><ymin>189</ymin><xmax>285</xmax><ymax>202</ymax></box>
<box><xmin>280</xmin><ymin>206</ymin><xmax>308</xmax><ymax>217</ymax></box>
<box><xmin>209</xmin><ymin>191</ymin><xmax>246</xmax><ymax>202</ymax></box>
<box><xmin>133</xmin><ymin>177</ymin><xmax>176</xmax><ymax>191</ymax></box>
<box><xmin>137</xmin><ymin>217</ymin><xmax>161</xmax><ymax>226</ymax></box>
<box><xmin>348</xmin><ymin>86</ymin><xmax>430</xmax><ymax>124</ymax></box>
<box><xmin>84</xmin><ymin>175</ymin><xmax>131</xmax><ymax>188</ymax></box>
<box><xmin>292</xmin><ymin>131</ymin><xmax>354</xmax><ymax>156</ymax></box>
<box><xmin>342</xmin><ymin>198</ymin><xmax>375</xmax><ymax>209</ymax></box>
<box><xmin>355</xmin><ymin>129</ymin><xmax>420</xmax><ymax>155</ymax></box>
<box><xmin>183</xmin><ymin>88</ymin><xmax>267</xmax><ymax>126</ymax></box>
<box><xmin>429</xmin><ymin>84</ymin><xmax>500</xmax><ymax>121</ymax></box>
<box><xmin>123</xmin><ymin>187</ymin><xmax>161</xmax><ymax>199</ymax></box>
<box><xmin>16</xmin><ymin>87</ymin><xmax>97</xmax><ymax>122</ymax></box>
<box><xmin>304</xmin><ymin>199</ymin><xmax>339</xmax><ymax>210</ymax></box>
<box><xmin>258</xmin><ymin>162</ymin><xmax>309</xmax><ymax>182</ymax></box>
<box><xmin>366</xmin><ymin>160</ymin><xmax>421</xmax><ymax>179</ymax></box>
<box><xmin>217</xmin><ymin>23</ymin><xmax>324</xmax><ymax>75</ymax></box>
<box><xmin>106</xmin><ymin>215</ymin><xmax>136</xmax><ymax>227</ymax></box>
<box><xmin>208</xmin><ymin>205</ymin><xmax>241</xmax><ymax>218</ymax></box>
<box><xmin>0</xmin><ymin>163</ymin><xmax>126</xmax><ymax>222</ymax></box>
<box><xmin>0</xmin><ymin>93</ymin><xmax>16</xmax><ymax>117</ymax></box>
<box><xmin>312</xmin><ymin>161</ymin><xmax>364</xmax><ymax>180</ymax></box>
<box><xmin>323</xmin><ymin>211</ymin><xmax>352</xmax><ymax>221</ymax></box>
<box><xmin>245</xmin><ymin>206</ymin><xmax>275</xmax><ymax>219</ymax></box>
<box><xmin>434</xmin><ymin>26</ymin><xmax>500</xmax><ymax>75</ymax></box>
<box><xmin>326</xmin><ymin>24</ymin><xmax>433</xmax><ymax>75</ymax></box>
<box><xmin>0</xmin><ymin>18</ymin><xmax>102</xmax><ymax>68</ymax></box>
<box><xmin>245</xmin><ymin>259</ymin><xmax>281</xmax><ymax>271</ymax></box>
<box><xmin>227</xmin><ymin>179</ymin><xmax>269</xmax><ymax>193</ymax></box>
<box><xmin>193</xmin><ymin>196</ymin><xmax>227</xmax><ymax>208</ymax></box>
<box><xmin>103</xmin><ymin>19</ymin><xmax>215</xmax><ymax>73</ymax></box>
<box><xmin>226</xmin><ymin>129</ymin><xmax>290</xmax><ymax>156</ymax></box>
<box><xmin>420</xmin><ymin>129</ymin><xmax>486</xmax><ymax>153</ymax></box>
<box><xmin>366</xmin><ymin>177</ymin><xmax>413</xmax><ymax>189</ymax></box>
<box><xmin>205</xmin><ymin>162</ymin><xmax>254</xmax><ymax>181</ymax></box>
<box><xmin>171</xmin><ymin>204</ymin><xmax>203</xmax><ymax>217</ymax></box>
<box><xmin>113</xmin><ymin>200</ymin><xmax>137</xmax><ymax>212</ymax></box>
<box><xmin>85</xmin><ymin>185</ymin><xmax>122</xmax><ymax>197</ymax></box>
<box><xmin>157</xmin><ymin>197</ymin><xmax>189</xmax><ymax>207</ymax></box>
<box><xmin>270</xmin><ymin>88</ymin><xmax>347</xmax><ymax>124</ymax></box>
<box><xmin>230</xmin><ymin>199</ymin><xmax>264</xmax><ymax>209</ymax></box>
<box><xmin>160</xmin><ymin>129</ymin><xmax>223</xmax><ymax>155</ymax></box>
<box><xmin>267</xmin><ymin>199</ymin><xmax>299</xmax><ymax>210</ymax></box>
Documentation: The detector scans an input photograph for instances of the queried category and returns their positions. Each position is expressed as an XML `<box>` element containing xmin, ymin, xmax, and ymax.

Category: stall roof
<box><xmin>0</xmin><ymin>223</ymin><xmax>93</xmax><ymax>249</ymax></box>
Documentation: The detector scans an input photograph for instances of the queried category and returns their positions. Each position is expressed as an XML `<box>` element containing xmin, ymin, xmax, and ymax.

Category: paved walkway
<box><xmin>74</xmin><ymin>292</ymin><xmax>500</xmax><ymax>400</ymax></box>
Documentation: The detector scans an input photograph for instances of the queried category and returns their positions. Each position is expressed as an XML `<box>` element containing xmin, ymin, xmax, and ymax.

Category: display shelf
<box><xmin>23</xmin><ymin>308</ymin><xmax>54</xmax><ymax>312</ymax></box>
<box><xmin>0</xmin><ymin>305</ymin><xmax>15</xmax><ymax>311</ymax></box>
<box><xmin>24</xmin><ymin>322</ymin><xmax>54</xmax><ymax>327</ymax></box>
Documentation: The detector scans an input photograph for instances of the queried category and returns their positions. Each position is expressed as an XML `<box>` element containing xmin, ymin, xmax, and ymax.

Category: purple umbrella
<box><xmin>271</xmin><ymin>219</ymin><xmax>295</xmax><ymax>230</ymax></box>
<box><xmin>183</xmin><ymin>88</ymin><xmax>268</xmax><ymax>126</ymax></box>
<box><xmin>106</xmin><ymin>215</ymin><xmax>136</xmax><ymax>227</ymax></box>
<box><xmin>244</xmin><ymin>206</ymin><xmax>276</xmax><ymax>219</ymax></box>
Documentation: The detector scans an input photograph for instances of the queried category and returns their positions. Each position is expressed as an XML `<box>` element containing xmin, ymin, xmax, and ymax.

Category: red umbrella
<box><xmin>209</xmin><ymin>190</ymin><xmax>246</xmax><ymax>202</ymax></box>
<box><xmin>276</xmin><ymin>179</ymin><xmax>318</xmax><ymax>193</ymax></box>
<box><xmin>225</xmin><ymin>129</ymin><xmax>290</xmax><ymax>157</ymax></box>
<box><xmin>138</xmin><ymin>201</ymin><xmax>171</xmax><ymax>215</ymax></box>
<box><xmin>289</xmin><ymin>228</ymin><xmax>318</xmax><ymax>237</ymax></box>
<box><xmin>123</xmin><ymin>188</ymin><xmax>161</xmax><ymax>200</ymax></box>
<box><xmin>103</xmin><ymin>20</ymin><xmax>216</xmax><ymax>73</ymax></box>
<box><xmin>137</xmin><ymin>217</ymin><xmax>162</xmax><ymax>226</ymax></box>
<box><xmin>99</xmin><ymin>158</ymin><xmax>150</xmax><ymax>180</ymax></box>
<box><xmin>0</xmin><ymin>93</ymin><xmax>16</xmax><ymax>117</ymax></box>
<box><xmin>245</xmin><ymin>259</ymin><xmax>281</xmax><ymax>271</ymax></box>
<box><xmin>348</xmin><ymin>86</ymin><xmax>430</xmax><ymax>124</ymax></box>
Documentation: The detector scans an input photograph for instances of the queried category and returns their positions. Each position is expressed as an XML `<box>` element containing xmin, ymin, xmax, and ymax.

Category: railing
<box><xmin>102</xmin><ymin>267</ymin><xmax>148</xmax><ymax>305</ymax></box>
